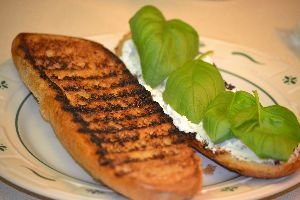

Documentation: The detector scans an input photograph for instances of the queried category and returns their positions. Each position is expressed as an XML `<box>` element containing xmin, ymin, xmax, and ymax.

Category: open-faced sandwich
<box><xmin>115</xmin><ymin>5</ymin><xmax>300</xmax><ymax>179</ymax></box>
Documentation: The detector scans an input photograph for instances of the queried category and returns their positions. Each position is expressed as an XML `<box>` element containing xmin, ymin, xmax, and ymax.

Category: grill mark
<box><xmin>86</xmin><ymin>115</ymin><xmax>172</xmax><ymax>134</ymax></box>
<box><xmin>88</xmin><ymin>123</ymin><xmax>174</xmax><ymax>145</ymax></box>
<box><xmin>52</xmin><ymin>74</ymin><xmax>113</xmax><ymax>81</ymax></box>
<box><xmin>60</xmin><ymin>86</ymin><xmax>148</xmax><ymax>108</ymax></box>
<box><xmin>99</xmin><ymin>145</ymin><xmax>182</xmax><ymax>167</ymax></box>
<box><xmin>46</xmin><ymin>67</ymin><xmax>128</xmax><ymax>78</ymax></box>
<box><xmin>91</xmin><ymin>131</ymin><xmax>141</xmax><ymax>146</ymax></box>
<box><xmin>110</xmin><ymin>78</ymin><xmax>139</xmax><ymax>88</ymax></box>
<box><xmin>45</xmin><ymin>60</ymin><xmax>123</xmax><ymax>71</ymax></box>
<box><xmin>64</xmin><ymin>93</ymin><xmax>153</xmax><ymax>113</ymax></box>
<box><xmin>78</xmin><ymin>87</ymin><xmax>145</xmax><ymax>102</ymax></box>
<box><xmin>80</xmin><ymin>100</ymin><xmax>160</xmax><ymax>116</ymax></box>
<box><xmin>47</xmin><ymin>68</ymin><xmax>129</xmax><ymax>81</ymax></box>
<box><xmin>90</xmin><ymin>104</ymin><xmax>162</xmax><ymax>123</ymax></box>
<box><xmin>81</xmin><ymin>120</ymin><xmax>171</xmax><ymax>135</ymax></box>
<box><xmin>99</xmin><ymin>134</ymin><xmax>180</xmax><ymax>154</ymax></box>
<box><xmin>52</xmin><ymin>75</ymin><xmax>133</xmax><ymax>90</ymax></box>
<box><xmin>63</xmin><ymin>85</ymin><xmax>86</xmax><ymax>92</ymax></box>
<box><xmin>67</xmin><ymin>94</ymin><xmax>150</xmax><ymax>110</ymax></box>
<box><xmin>63</xmin><ymin>84</ymin><xmax>143</xmax><ymax>107</ymax></box>
<box><xmin>79</xmin><ymin>102</ymin><xmax>162</xmax><ymax>129</ymax></box>
<box><xmin>62</xmin><ymin>78</ymin><xmax>138</xmax><ymax>92</ymax></box>
<box><xmin>107</xmin><ymin>152</ymin><xmax>168</xmax><ymax>166</ymax></box>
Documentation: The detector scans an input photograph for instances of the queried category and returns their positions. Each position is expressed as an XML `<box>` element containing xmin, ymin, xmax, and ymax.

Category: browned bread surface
<box><xmin>11</xmin><ymin>33</ymin><xmax>202</xmax><ymax>200</ymax></box>
<box><xmin>115</xmin><ymin>33</ymin><xmax>300</xmax><ymax>179</ymax></box>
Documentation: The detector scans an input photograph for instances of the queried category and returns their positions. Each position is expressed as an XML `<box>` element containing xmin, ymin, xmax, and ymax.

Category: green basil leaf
<box><xmin>203</xmin><ymin>91</ymin><xmax>257</xmax><ymax>143</ymax></box>
<box><xmin>228</xmin><ymin>91</ymin><xmax>258</xmax><ymax>133</ymax></box>
<box><xmin>260</xmin><ymin>105</ymin><xmax>300</xmax><ymax>140</ymax></box>
<box><xmin>233</xmin><ymin>127</ymin><xmax>299</xmax><ymax>161</ymax></box>
<box><xmin>163</xmin><ymin>59</ymin><xmax>225</xmax><ymax>123</ymax></box>
<box><xmin>203</xmin><ymin>91</ymin><xmax>234</xmax><ymax>143</ymax></box>
<box><xmin>129</xmin><ymin>5</ymin><xmax>199</xmax><ymax>87</ymax></box>
<box><xmin>227</xmin><ymin>91</ymin><xmax>257</xmax><ymax>118</ymax></box>
<box><xmin>231</xmin><ymin>91</ymin><xmax>300</xmax><ymax>161</ymax></box>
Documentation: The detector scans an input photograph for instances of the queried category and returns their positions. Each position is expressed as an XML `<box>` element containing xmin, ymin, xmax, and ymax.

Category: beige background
<box><xmin>0</xmin><ymin>0</ymin><xmax>300</xmax><ymax>199</ymax></box>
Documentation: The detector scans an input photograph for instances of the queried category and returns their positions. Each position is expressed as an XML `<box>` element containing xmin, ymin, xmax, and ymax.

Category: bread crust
<box><xmin>188</xmin><ymin>139</ymin><xmax>300</xmax><ymax>178</ymax></box>
<box><xmin>11</xmin><ymin>33</ymin><xmax>201</xmax><ymax>200</ymax></box>
<box><xmin>115</xmin><ymin>33</ymin><xmax>300</xmax><ymax>178</ymax></box>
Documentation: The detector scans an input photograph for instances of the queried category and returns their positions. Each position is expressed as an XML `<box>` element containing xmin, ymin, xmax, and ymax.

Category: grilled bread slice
<box><xmin>11</xmin><ymin>33</ymin><xmax>201</xmax><ymax>200</ymax></box>
<box><xmin>115</xmin><ymin>33</ymin><xmax>300</xmax><ymax>179</ymax></box>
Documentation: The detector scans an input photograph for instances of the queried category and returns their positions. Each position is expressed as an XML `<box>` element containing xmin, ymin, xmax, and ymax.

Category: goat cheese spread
<box><xmin>120</xmin><ymin>39</ymin><xmax>275</xmax><ymax>164</ymax></box>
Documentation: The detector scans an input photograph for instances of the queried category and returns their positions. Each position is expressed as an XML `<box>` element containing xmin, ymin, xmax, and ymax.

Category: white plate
<box><xmin>0</xmin><ymin>33</ymin><xmax>300</xmax><ymax>200</ymax></box>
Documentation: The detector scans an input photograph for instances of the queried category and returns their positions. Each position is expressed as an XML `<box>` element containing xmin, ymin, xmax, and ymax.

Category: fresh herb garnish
<box><xmin>232</xmin><ymin>91</ymin><xmax>300</xmax><ymax>161</ymax></box>
<box><xmin>203</xmin><ymin>91</ymin><xmax>257</xmax><ymax>143</ymax></box>
<box><xmin>163</xmin><ymin>59</ymin><xmax>225</xmax><ymax>123</ymax></box>
<box><xmin>129</xmin><ymin>5</ymin><xmax>199</xmax><ymax>87</ymax></box>
<box><xmin>203</xmin><ymin>90</ymin><xmax>300</xmax><ymax>161</ymax></box>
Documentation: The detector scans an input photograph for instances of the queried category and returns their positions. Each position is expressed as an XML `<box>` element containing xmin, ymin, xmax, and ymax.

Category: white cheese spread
<box><xmin>120</xmin><ymin>39</ymin><xmax>275</xmax><ymax>164</ymax></box>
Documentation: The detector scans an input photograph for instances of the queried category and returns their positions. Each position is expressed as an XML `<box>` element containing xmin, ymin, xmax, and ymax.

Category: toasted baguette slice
<box><xmin>115</xmin><ymin>33</ymin><xmax>300</xmax><ymax>178</ymax></box>
<box><xmin>11</xmin><ymin>33</ymin><xmax>201</xmax><ymax>200</ymax></box>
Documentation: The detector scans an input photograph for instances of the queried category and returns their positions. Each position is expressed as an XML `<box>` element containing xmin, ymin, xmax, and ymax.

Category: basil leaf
<box><xmin>260</xmin><ymin>105</ymin><xmax>300</xmax><ymax>140</ymax></box>
<box><xmin>203</xmin><ymin>91</ymin><xmax>257</xmax><ymax>143</ymax></box>
<box><xmin>129</xmin><ymin>5</ymin><xmax>199</xmax><ymax>87</ymax></box>
<box><xmin>203</xmin><ymin>91</ymin><xmax>234</xmax><ymax>143</ymax></box>
<box><xmin>234</xmin><ymin>127</ymin><xmax>299</xmax><ymax>161</ymax></box>
<box><xmin>163</xmin><ymin>59</ymin><xmax>225</xmax><ymax>123</ymax></box>
<box><xmin>231</xmin><ymin>91</ymin><xmax>300</xmax><ymax>161</ymax></box>
<box><xmin>203</xmin><ymin>90</ymin><xmax>300</xmax><ymax>160</ymax></box>
<box><xmin>227</xmin><ymin>91</ymin><xmax>258</xmax><ymax>133</ymax></box>
<box><xmin>227</xmin><ymin>90</ymin><xmax>257</xmax><ymax>118</ymax></box>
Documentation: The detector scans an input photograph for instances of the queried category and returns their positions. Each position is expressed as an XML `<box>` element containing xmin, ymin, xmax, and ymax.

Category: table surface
<box><xmin>0</xmin><ymin>0</ymin><xmax>300</xmax><ymax>199</ymax></box>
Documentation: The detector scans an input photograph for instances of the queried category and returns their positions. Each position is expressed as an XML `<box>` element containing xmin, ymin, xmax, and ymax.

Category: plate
<box><xmin>0</xmin><ymin>33</ymin><xmax>300</xmax><ymax>200</ymax></box>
